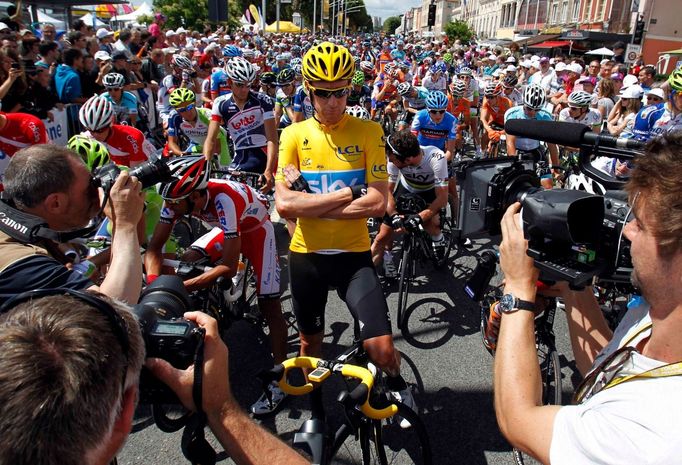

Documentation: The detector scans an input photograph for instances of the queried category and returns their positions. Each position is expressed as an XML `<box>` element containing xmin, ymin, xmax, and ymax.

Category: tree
<box><xmin>444</xmin><ymin>20</ymin><xmax>475</xmax><ymax>44</ymax></box>
<box><xmin>383</xmin><ymin>15</ymin><xmax>401</xmax><ymax>34</ymax></box>
<box><xmin>154</xmin><ymin>0</ymin><xmax>241</xmax><ymax>31</ymax></box>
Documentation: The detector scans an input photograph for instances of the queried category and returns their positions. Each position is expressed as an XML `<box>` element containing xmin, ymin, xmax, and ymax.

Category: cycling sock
<box><xmin>385</xmin><ymin>374</ymin><xmax>407</xmax><ymax>391</ymax></box>
<box><xmin>430</xmin><ymin>233</ymin><xmax>444</xmax><ymax>244</ymax></box>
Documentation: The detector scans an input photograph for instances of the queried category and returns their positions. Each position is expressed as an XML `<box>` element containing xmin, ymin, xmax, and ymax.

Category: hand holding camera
<box><xmin>101</xmin><ymin>170</ymin><xmax>145</xmax><ymax>229</ymax></box>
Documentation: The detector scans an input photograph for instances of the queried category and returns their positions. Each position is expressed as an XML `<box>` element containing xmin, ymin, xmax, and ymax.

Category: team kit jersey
<box><xmin>82</xmin><ymin>124</ymin><xmax>155</xmax><ymax>167</ymax></box>
<box><xmin>209</xmin><ymin>69</ymin><xmax>230</xmax><ymax>97</ymax></box>
<box><xmin>482</xmin><ymin>96</ymin><xmax>513</xmax><ymax>126</ymax></box>
<box><xmin>632</xmin><ymin>103</ymin><xmax>682</xmax><ymax>141</ymax></box>
<box><xmin>212</xmin><ymin>90</ymin><xmax>274</xmax><ymax>172</ymax></box>
<box><xmin>277</xmin><ymin>114</ymin><xmax>388</xmax><ymax>253</ymax></box>
<box><xmin>388</xmin><ymin>145</ymin><xmax>449</xmax><ymax>193</ymax></box>
<box><xmin>166</xmin><ymin>108</ymin><xmax>230</xmax><ymax>166</ymax></box>
<box><xmin>102</xmin><ymin>91</ymin><xmax>139</xmax><ymax>124</ymax></box>
<box><xmin>403</xmin><ymin>86</ymin><xmax>429</xmax><ymax>110</ymax></box>
<box><xmin>411</xmin><ymin>109</ymin><xmax>458</xmax><ymax>151</ymax></box>
<box><xmin>275</xmin><ymin>88</ymin><xmax>295</xmax><ymax>127</ymax></box>
<box><xmin>0</xmin><ymin>112</ymin><xmax>47</xmax><ymax>184</ymax></box>
<box><xmin>292</xmin><ymin>86</ymin><xmax>314</xmax><ymax>120</ymax></box>
<box><xmin>347</xmin><ymin>85</ymin><xmax>371</xmax><ymax>107</ymax></box>
<box><xmin>156</xmin><ymin>74</ymin><xmax>182</xmax><ymax>123</ymax></box>
<box><xmin>504</xmin><ymin>106</ymin><xmax>554</xmax><ymax>151</ymax></box>
<box><xmin>558</xmin><ymin>107</ymin><xmax>602</xmax><ymax>127</ymax></box>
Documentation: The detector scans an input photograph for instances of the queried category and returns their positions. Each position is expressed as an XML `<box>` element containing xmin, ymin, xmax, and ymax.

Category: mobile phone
<box><xmin>11</xmin><ymin>63</ymin><xmax>20</xmax><ymax>69</ymax></box>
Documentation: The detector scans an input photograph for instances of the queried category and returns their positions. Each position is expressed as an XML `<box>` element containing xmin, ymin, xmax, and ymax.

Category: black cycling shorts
<box><xmin>289</xmin><ymin>251</ymin><xmax>392</xmax><ymax>340</ymax></box>
<box><xmin>230</xmin><ymin>147</ymin><xmax>267</xmax><ymax>174</ymax></box>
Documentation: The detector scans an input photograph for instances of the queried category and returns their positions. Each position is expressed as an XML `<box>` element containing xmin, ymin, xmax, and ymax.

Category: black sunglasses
<box><xmin>429</xmin><ymin>109</ymin><xmax>445</xmax><ymax>114</ymax></box>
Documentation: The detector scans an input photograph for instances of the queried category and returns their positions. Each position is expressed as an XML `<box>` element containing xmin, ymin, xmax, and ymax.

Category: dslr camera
<box><xmin>92</xmin><ymin>156</ymin><xmax>172</xmax><ymax>194</ymax></box>
<box><xmin>459</xmin><ymin>120</ymin><xmax>644</xmax><ymax>290</ymax></box>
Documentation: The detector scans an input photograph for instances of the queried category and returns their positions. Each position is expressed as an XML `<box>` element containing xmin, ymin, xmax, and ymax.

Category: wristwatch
<box><xmin>498</xmin><ymin>293</ymin><xmax>535</xmax><ymax>314</ymax></box>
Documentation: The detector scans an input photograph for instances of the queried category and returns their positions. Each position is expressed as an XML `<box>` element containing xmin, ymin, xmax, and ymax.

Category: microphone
<box><xmin>504</xmin><ymin>120</ymin><xmax>645</xmax><ymax>151</ymax></box>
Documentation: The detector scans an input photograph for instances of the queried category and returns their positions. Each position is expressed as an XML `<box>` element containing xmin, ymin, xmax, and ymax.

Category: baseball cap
<box><xmin>94</xmin><ymin>50</ymin><xmax>111</xmax><ymax>61</ymax></box>
<box><xmin>530</xmin><ymin>60</ymin><xmax>540</xmax><ymax>69</ymax></box>
<box><xmin>623</xmin><ymin>74</ymin><xmax>639</xmax><ymax>87</ymax></box>
<box><xmin>613</xmin><ymin>41</ymin><xmax>626</xmax><ymax>50</ymax></box>
<box><xmin>163</xmin><ymin>47</ymin><xmax>178</xmax><ymax>54</ymax></box>
<box><xmin>540</xmin><ymin>57</ymin><xmax>550</xmax><ymax>63</ymax></box>
<box><xmin>506</xmin><ymin>56</ymin><xmax>516</xmax><ymax>63</ymax></box>
<box><xmin>166</xmin><ymin>30</ymin><xmax>176</xmax><ymax>37</ymax></box>
<box><xmin>0</xmin><ymin>23</ymin><xmax>9</xmax><ymax>31</ymax></box>
<box><xmin>577</xmin><ymin>76</ymin><xmax>597</xmax><ymax>86</ymax></box>
<box><xmin>646</xmin><ymin>88</ymin><xmax>666</xmax><ymax>100</ymax></box>
<box><xmin>96</xmin><ymin>28</ymin><xmax>114</xmax><ymax>40</ymax></box>
<box><xmin>610</xmin><ymin>72</ymin><xmax>624</xmax><ymax>81</ymax></box>
<box><xmin>506</xmin><ymin>65</ymin><xmax>517</xmax><ymax>73</ymax></box>
<box><xmin>619</xmin><ymin>85</ymin><xmax>643</xmax><ymax>99</ymax></box>
<box><xmin>176</xmin><ymin>27</ymin><xmax>187</xmax><ymax>34</ymax></box>
<box><xmin>521</xmin><ymin>60</ymin><xmax>532</xmax><ymax>69</ymax></box>
<box><xmin>555</xmin><ymin>62</ymin><xmax>567</xmax><ymax>72</ymax></box>
<box><xmin>567</xmin><ymin>63</ymin><xmax>584</xmax><ymax>74</ymax></box>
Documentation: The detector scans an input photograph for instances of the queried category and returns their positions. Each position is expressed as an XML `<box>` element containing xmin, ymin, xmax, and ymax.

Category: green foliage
<box><xmin>383</xmin><ymin>16</ymin><xmax>401</xmax><ymax>34</ymax></box>
<box><xmin>136</xmin><ymin>14</ymin><xmax>153</xmax><ymax>25</ymax></box>
<box><xmin>153</xmin><ymin>0</ymin><xmax>240</xmax><ymax>31</ymax></box>
<box><xmin>444</xmin><ymin>20</ymin><xmax>475</xmax><ymax>44</ymax></box>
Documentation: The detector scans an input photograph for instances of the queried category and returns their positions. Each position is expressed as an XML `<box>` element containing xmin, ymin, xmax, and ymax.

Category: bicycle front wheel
<box><xmin>396</xmin><ymin>243</ymin><xmax>412</xmax><ymax>330</ymax></box>
<box><xmin>367</xmin><ymin>401</ymin><xmax>432</xmax><ymax>465</ymax></box>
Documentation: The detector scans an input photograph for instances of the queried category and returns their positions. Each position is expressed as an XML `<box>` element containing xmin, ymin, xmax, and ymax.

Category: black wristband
<box><xmin>290</xmin><ymin>175</ymin><xmax>312</xmax><ymax>193</ymax></box>
<box><xmin>350</xmin><ymin>184</ymin><xmax>368</xmax><ymax>200</ymax></box>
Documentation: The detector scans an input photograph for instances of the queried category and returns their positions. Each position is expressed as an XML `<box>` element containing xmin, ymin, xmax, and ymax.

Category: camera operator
<box><xmin>0</xmin><ymin>292</ymin><xmax>308</xmax><ymax>465</ymax></box>
<box><xmin>493</xmin><ymin>132</ymin><xmax>682</xmax><ymax>464</ymax></box>
<box><xmin>0</xmin><ymin>144</ymin><xmax>144</xmax><ymax>305</ymax></box>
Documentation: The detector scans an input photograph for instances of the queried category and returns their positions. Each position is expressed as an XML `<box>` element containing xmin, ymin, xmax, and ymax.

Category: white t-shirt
<box><xmin>550</xmin><ymin>302</ymin><xmax>682</xmax><ymax>465</ymax></box>
<box><xmin>559</xmin><ymin>107</ymin><xmax>602</xmax><ymax>128</ymax></box>
<box><xmin>387</xmin><ymin>145</ymin><xmax>448</xmax><ymax>192</ymax></box>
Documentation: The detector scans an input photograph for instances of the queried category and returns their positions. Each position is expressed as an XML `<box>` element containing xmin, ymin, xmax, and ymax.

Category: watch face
<box><xmin>499</xmin><ymin>294</ymin><xmax>514</xmax><ymax>312</ymax></box>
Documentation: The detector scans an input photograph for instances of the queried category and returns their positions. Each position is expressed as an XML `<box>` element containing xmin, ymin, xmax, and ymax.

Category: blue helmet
<box><xmin>429</xmin><ymin>64</ymin><xmax>440</xmax><ymax>74</ymax></box>
<box><xmin>222</xmin><ymin>45</ymin><xmax>242</xmax><ymax>58</ymax></box>
<box><xmin>390</xmin><ymin>49</ymin><xmax>402</xmax><ymax>59</ymax></box>
<box><xmin>437</xmin><ymin>62</ymin><xmax>448</xmax><ymax>73</ymax></box>
<box><xmin>425</xmin><ymin>91</ymin><xmax>448</xmax><ymax>110</ymax></box>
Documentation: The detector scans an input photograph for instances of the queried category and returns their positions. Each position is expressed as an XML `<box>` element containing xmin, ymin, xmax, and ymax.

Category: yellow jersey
<box><xmin>276</xmin><ymin>114</ymin><xmax>388</xmax><ymax>253</ymax></box>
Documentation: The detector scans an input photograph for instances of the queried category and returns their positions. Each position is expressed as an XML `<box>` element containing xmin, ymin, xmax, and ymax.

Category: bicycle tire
<box><xmin>369</xmin><ymin>401</ymin><xmax>432</xmax><ymax>465</ymax></box>
<box><xmin>397</xmin><ymin>242</ymin><xmax>412</xmax><ymax>330</ymax></box>
<box><xmin>511</xmin><ymin>342</ymin><xmax>561</xmax><ymax>465</ymax></box>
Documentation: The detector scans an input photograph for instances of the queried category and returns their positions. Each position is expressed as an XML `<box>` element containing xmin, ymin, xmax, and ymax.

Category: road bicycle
<box><xmin>479</xmin><ymin>282</ymin><xmax>561</xmax><ymax>465</ymax></box>
<box><xmin>258</xmin><ymin>334</ymin><xmax>432</xmax><ymax>465</ymax></box>
<box><xmin>395</xmin><ymin>193</ymin><xmax>456</xmax><ymax>331</ymax></box>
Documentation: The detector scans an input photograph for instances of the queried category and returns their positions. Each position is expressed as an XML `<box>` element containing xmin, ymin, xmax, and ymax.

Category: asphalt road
<box><xmin>118</xmin><ymin>220</ymin><xmax>582</xmax><ymax>465</ymax></box>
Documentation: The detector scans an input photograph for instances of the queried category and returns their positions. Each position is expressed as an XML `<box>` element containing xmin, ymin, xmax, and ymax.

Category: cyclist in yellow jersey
<box><xmin>275</xmin><ymin>42</ymin><xmax>417</xmax><ymax>427</ymax></box>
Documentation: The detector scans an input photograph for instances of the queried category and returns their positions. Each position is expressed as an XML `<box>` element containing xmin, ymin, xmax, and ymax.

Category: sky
<box><xmin>361</xmin><ymin>0</ymin><xmax>421</xmax><ymax>20</ymax></box>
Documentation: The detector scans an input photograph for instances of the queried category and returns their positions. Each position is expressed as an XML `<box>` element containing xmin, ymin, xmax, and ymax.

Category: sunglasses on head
<box><xmin>429</xmin><ymin>109</ymin><xmax>445</xmax><ymax>114</ymax></box>
<box><xmin>177</xmin><ymin>103</ymin><xmax>195</xmax><ymax>113</ymax></box>
<box><xmin>307</xmin><ymin>84</ymin><xmax>350</xmax><ymax>99</ymax></box>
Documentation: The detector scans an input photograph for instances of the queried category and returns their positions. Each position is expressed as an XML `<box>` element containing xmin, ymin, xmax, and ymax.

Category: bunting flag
<box><xmin>249</xmin><ymin>5</ymin><xmax>261</xmax><ymax>25</ymax></box>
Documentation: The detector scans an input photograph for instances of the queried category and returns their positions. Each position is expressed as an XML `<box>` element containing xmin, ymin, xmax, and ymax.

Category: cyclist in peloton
<box><xmin>274</xmin><ymin>68</ymin><xmax>298</xmax><ymax>129</ymax></box>
<box><xmin>480</xmin><ymin>82</ymin><xmax>513</xmax><ymax>157</ymax></box>
<box><xmin>558</xmin><ymin>90</ymin><xmax>602</xmax><ymax>131</ymax></box>
<box><xmin>101</xmin><ymin>72</ymin><xmax>139</xmax><ymax>126</ymax></box>
<box><xmin>157</xmin><ymin>54</ymin><xmax>196</xmax><ymax>125</ymax></box>
<box><xmin>632</xmin><ymin>69</ymin><xmax>682</xmax><ymax>141</ymax></box>
<box><xmin>347</xmin><ymin>70</ymin><xmax>372</xmax><ymax>113</ymax></box>
<box><xmin>370</xmin><ymin>62</ymin><xmax>402</xmax><ymax>121</ymax></box>
<box><xmin>145</xmin><ymin>156</ymin><xmax>290</xmax><ymax>415</ymax></box>
<box><xmin>204</xmin><ymin>57</ymin><xmax>277</xmax><ymax>194</ymax></box>
<box><xmin>165</xmin><ymin>88</ymin><xmax>231</xmax><ymax>168</ymax></box>
<box><xmin>210</xmin><ymin>45</ymin><xmax>243</xmax><ymax>103</ymax></box>
<box><xmin>79</xmin><ymin>95</ymin><xmax>155</xmax><ymax>167</ymax></box>
<box><xmin>0</xmin><ymin>110</ymin><xmax>47</xmax><ymax>186</ymax></box>
<box><xmin>504</xmin><ymin>83</ymin><xmax>560</xmax><ymax>168</ymax></box>
<box><xmin>447</xmin><ymin>79</ymin><xmax>472</xmax><ymax>155</ymax></box>
<box><xmin>501</xmin><ymin>74</ymin><xmax>522</xmax><ymax>106</ymax></box>
<box><xmin>396</xmin><ymin>82</ymin><xmax>428</xmax><ymax>131</ymax></box>
<box><xmin>275</xmin><ymin>41</ymin><xmax>416</xmax><ymax>428</ymax></box>
<box><xmin>457</xmin><ymin>67</ymin><xmax>482</xmax><ymax>156</ymax></box>
<box><xmin>370</xmin><ymin>129</ymin><xmax>449</xmax><ymax>277</ymax></box>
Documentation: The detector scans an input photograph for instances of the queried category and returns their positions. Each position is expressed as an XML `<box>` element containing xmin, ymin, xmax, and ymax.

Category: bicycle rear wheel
<box><xmin>511</xmin><ymin>339</ymin><xmax>561</xmax><ymax>465</ymax></box>
<box><xmin>396</xmin><ymin>242</ymin><xmax>412</xmax><ymax>330</ymax></box>
<box><xmin>370</xmin><ymin>402</ymin><xmax>432</xmax><ymax>465</ymax></box>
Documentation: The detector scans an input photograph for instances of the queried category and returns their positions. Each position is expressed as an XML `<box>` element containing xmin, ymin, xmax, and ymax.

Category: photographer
<box><xmin>0</xmin><ymin>144</ymin><xmax>144</xmax><ymax>305</ymax></box>
<box><xmin>494</xmin><ymin>132</ymin><xmax>682</xmax><ymax>464</ymax></box>
<box><xmin>0</xmin><ymin>292</ymin><xmax>308</xmax><ymax>465</ymax></box>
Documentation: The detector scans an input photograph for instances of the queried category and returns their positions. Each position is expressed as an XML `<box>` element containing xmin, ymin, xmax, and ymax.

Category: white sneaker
<box><xmin>250</xmin><ymin>382</ymin><xmax>286</xmax><ymax>416</ymax></box>
<box><xmin>391</xmin><ymin>386</ymin><xmax>417</xmax><ymax>429</ymax></box>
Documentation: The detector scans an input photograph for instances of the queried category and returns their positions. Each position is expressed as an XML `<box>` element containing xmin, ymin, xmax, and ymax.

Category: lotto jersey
<box><xmin>410</xmin><ymin>109</ymin><xmax>458</xmax><ymax>150</ymax></box>
<box><xmin>82</xmin><ymin>124</ymin><xmax>154</xmax><ymax>167</ymax></box>
<box><xmin>211</xmin><ymin>90</ymin><xmax>274</xmax><ymax>152</ymax></box>
<box><xmin>277</xmin><ymin>114</ymin><xmax>388</xmax><ymax>253</ymax></box>
<box><xmin>160</xmin><ymin>179</ymin><xmax>270</xmax><ymax>238</ymax></box>
<box><xmin>388</xmin><ymin>145</ymin><xmax>448</xmax><ymax>192</ymax></box>
<box><xmin>0</xmin><ymin>112</ymin><xmax>47</xmax><ymax>184</ymax></box>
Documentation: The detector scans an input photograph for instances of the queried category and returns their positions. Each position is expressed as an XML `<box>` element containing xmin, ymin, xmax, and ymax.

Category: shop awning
<box><xmin>515</xmin><ymin>34</ymin><xmax>560</xmax><ymax>47</ymax></box>
<box><xmin>559</xmin><ymin>30</ymin><xmax>631</xmax><ymax>43</ymax></box>
<box><xmin>530</xmin><ymin>40</ymin><xmax>572</xmax><ymax>49</ymax></box>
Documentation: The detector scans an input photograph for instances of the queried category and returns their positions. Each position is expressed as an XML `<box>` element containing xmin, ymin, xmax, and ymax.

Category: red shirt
<box><xmin>83</xmin><ymin>124</ymin><xmax>154</xmax><ymax>167</ymax></box>
<box><xmin>0</xmin><ymin>112</ymin><xmax>47</xmax><ymax>183</ymax></box>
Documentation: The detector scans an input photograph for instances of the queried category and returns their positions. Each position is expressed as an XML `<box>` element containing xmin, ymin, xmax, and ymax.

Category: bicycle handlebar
<box><xmin>266</xmin><ymin>356</ymin><xmax>398</xmax><ymax>420</ymax></box>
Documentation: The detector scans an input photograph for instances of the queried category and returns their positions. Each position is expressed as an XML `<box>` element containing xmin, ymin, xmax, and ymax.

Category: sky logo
<box><xmin>303</xmin><ymin>169</ymin><xmax>365</xmax><ymax>194</ymax></box>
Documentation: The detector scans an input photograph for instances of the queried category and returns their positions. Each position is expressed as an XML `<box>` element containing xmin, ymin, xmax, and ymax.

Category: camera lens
<box><xmin>129</xmin><ymin>158</ymin><xmax>172</xmax><ymax>189</ymax></box>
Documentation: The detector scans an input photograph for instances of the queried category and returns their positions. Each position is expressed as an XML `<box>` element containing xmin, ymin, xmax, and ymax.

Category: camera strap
<box><xmin>181</xmin><ymin>327</ymin><xmax>217</xmax><ymax>465</ymax></box>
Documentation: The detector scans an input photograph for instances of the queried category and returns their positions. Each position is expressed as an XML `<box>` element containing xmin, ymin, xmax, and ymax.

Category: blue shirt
<box><xmin>632</xmin><ymin>103</ymin><xmax>666</xmax><ymax>141</ymax></box>
<box><xmin>54</xmin><ymin>64</ymin><xmax>82</xmax><ymax>103</ymax></box>
<box><xmin>410</xmin><ymin>109</ymin><xmax>457</xmax><ymax>151</ymax></box>
<box><xmin>504</xmin><ymin>105</ymin><xmax>554</xmax><ymax>151</ymax></box>
<box><xmin>293</xmin><ymin>85</ymin><xmax>314</xmax><ymax>120</ymax></box>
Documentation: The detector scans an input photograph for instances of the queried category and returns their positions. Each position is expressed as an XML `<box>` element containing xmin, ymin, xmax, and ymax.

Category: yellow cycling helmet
<box><xmin>302</xmin><ymin>41</ymin><xmax>355</xmax><ymax>83</ymax></box>
<box><xmin>668</xmin><ymin>68</ymin><xmax>682</xmax><ymax>92</ymax></box>
<box><xmin>169</xmin><ymin>87</ymin><xmax>196</xmax><ymax>108</ymax></box>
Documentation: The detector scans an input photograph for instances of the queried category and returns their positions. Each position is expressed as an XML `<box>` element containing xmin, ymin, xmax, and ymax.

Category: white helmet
<box><xmin>225</xmin><ymin>57</ymin><xmax>257</xmax><ymax>83</ymax></box>
<box><xmin>567</xmin><ymin>90</ymin><xmax>593</xmax><ymax>108</ymax></box>
<box><xmin>79</xmin><ymin>95</ymin><xmax>114</xmax><ymax>132</ymax></box>
<box><xmin>346</xmin><ymin>105</ymin><xmax>370</xmax><ymax>120</ymax></box>
<box><xmin>172</xmin><ymin>54</ymin><xmax>193</xmax><ymax>70</ymax></box>
<box><xmin>102</xmin><ymin>72</ymin><xmax>125</xmax><ymax>89</ymax></box>
<box><xmin>523</xmin><ymin>84</ymin><xmax>546</xmax><ymax>110</ymax></box>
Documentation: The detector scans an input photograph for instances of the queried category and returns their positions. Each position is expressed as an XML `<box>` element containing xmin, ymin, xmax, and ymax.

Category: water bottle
<box><xmin>224</xmin><ymin>261</ymin><xmax>246</xmax><ymax>303</ymax></box>
<box><xmin>483</xmin><ymin>301</ymin><xmax>502</xmax><ymax>352</ymax></box>
<box><xmin>463</xmin><ymin>250</ymin><xmax>498</xmax><ymax>301</ymax></box>
<box><xmin>72</xmin><ymin>260</ymin><xmax>97</xmax><ymax>279</ymax></box>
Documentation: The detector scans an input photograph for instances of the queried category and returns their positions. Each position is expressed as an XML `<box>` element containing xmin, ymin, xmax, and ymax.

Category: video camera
<box><xmin>458</xmin><ymin>120</ymin><xmax>644</xmax><ymax>290</ymax></box>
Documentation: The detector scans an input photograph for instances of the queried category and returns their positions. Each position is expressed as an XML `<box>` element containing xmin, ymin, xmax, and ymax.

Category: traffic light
<box><xmin>632</xmin><ymin>19</ymin><xmax>645</xmax><ymax>45</ymax></box>
<box><xmin>427</xmin><ymin>3</ymin><xmax>437</xmax><ymax>27</ymax></box>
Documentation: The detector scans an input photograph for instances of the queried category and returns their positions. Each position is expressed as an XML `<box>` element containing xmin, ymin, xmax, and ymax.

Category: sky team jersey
<box><xmin>211</xmin><ymin>90</ymin><xmax>274</xmax><ymax>152</ymax></box>
<box><xmin>388</xmin><ymin>145</ymin><xmax>448</xmax><ymax>192</ymax></box>
<box><xmin>277</xmin><ymin>114</ymin><xmax>388</xmax><ymax>253</ymax></box>
<box><xmin>82</xmin><ymin>124</ymin><xmax>154</xmax><ymax>167</ymax></box>
<box><xmin>292</xmin><ymin>85</ymin><xmax>314</xmax><ymax>119</ymax></box>
<box><xmin>102</xmin><ymin>91</ymin><xmax>138</xmax><ymax>124</ymax></box>
<box><xmin>347</xmin><ymin>85</ymin><xmax>371</xmax><ymax>107</ymax></box>
<box><xmin>0</xmin><ymin>112</ymin><xmax>47</xmax><ymax>184</ymax></box>
<box><xmin>504</xmin><ymin>105</ymin><xmax>554</xmax><ymax>151</ymax></box>
<box><xmin>411</xmin><ymin>109</ymin><xmax>458</xmax><ymax>150</ymax></box>
<box><xmin>159</xmin><ymin>179</ymin><xmax>269</xmax><ymax>238</ymax></box>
